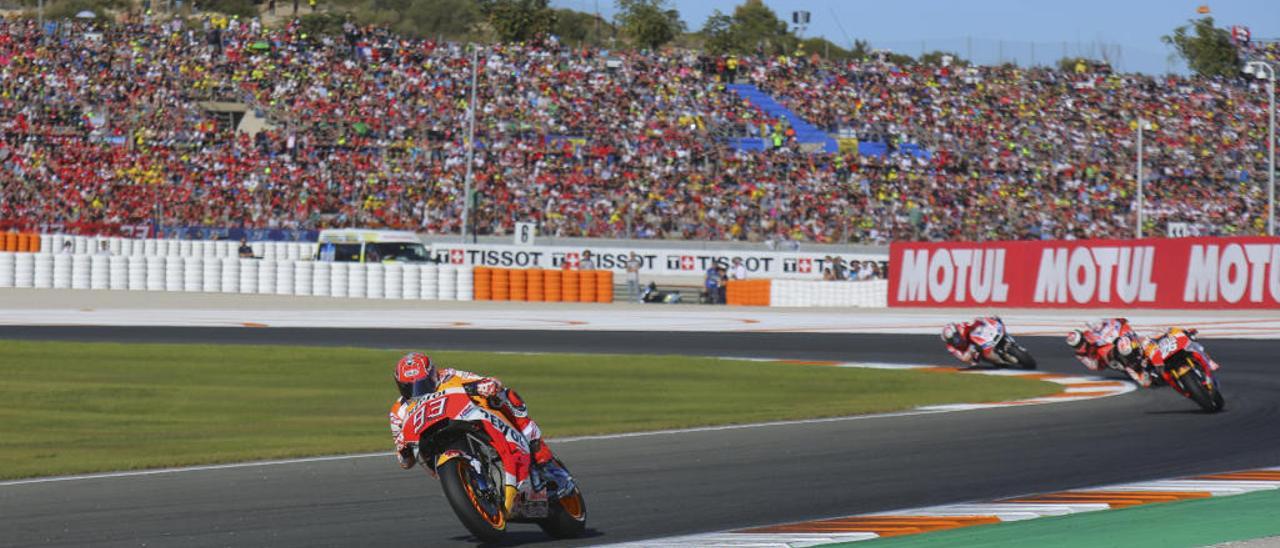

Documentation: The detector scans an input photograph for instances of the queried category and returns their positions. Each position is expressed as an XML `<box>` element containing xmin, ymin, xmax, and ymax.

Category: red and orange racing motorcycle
<box><xmin>400</xmin><ymin>385</ymin><xmax>587</xmax><ymax>542</ymax></box>
<box><xmin>1143</xmin><ymin>328</ymin><xmax>1225</xmax><ymax>413</ymax></box>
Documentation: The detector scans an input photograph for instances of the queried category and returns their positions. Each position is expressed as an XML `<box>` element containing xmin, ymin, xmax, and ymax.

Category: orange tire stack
<box><xmin>544</xmin><ymin>269</ymin><xmax>563</xmax><ymax>302</ymax></box>
<box><xmin>581</xmin><ymin>270</ymin><xmax>599</xmax><ymax>303</ymax></box>
<box><xmin>527</xmin><ymin>269</ymin><xmax>545</xmax><ymax>302</ymax></box>
<box><xmin>562</xmin><ymin>269</ymin><xmax>580</xmax><ymax>302</ymax></box>
<box><xmin>510</xmin><ymin>268</ymin><xmax>528</xmax><ymax>301</ymax></box>
<box><xmin>3</xmin><ymin>232</ymin><xmax>17</xmax><ymax>252</ymax></box>
<box><xmin>29</xmin><ymin>233</ymin><xmax>39</xmax><ymax>252</ymax></box>
<box><xmin>491</xmin><ymin>268</ymin><xmax>511</xmax><ymax>301</ymax></box>
<box><xmin>16</xmin><ymin>233</ymin><xmax>31</xmax><ymax>252</ymax></box>
<box><xmin>726</xmin><ymin>280</ymin><xmax>771</xmax><ymax>306</ymax></box>
<box><xmin>473</xmin><ymin>267</ymin><xmax>493</xmax><ymax>301</ymax></box>
<box><xmin>595</xmin><ymin>270</ymin><xmax>613</xmax><ymax>303</ymax></box>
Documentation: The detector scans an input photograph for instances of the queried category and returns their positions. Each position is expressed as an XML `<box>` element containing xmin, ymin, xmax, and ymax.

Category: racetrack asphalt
<box><xmin>1</xmin><ymin>328</ymin><xmax>1277</xmax><ymax>547</ymax></box>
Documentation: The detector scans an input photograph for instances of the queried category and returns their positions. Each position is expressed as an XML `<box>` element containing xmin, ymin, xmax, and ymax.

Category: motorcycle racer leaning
<box><xmin>1065</xmin><ymin>317</ymin><xmax>1134</xmax><ymax>372</ymax></box>
<box><xmin>941</xmin><ymin>317</ymin><xmax>1001</xmax><ymax>366</ymax></box>
<box><xmin>389</xmin><ymin>353</ymin><xmax>573</xmax><ymax>492</ymax></box>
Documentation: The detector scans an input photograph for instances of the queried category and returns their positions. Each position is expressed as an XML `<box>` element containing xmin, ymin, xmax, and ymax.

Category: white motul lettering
<box><xmin>1183</xmin><ymin>245</ymin><xmax>1220</xmax><ymax>302</ymax></box>
<box><xmin>971</xmin><ymin>250</ymin><xmax>993</xmax><ymax>302</ymax></box>
<box><xmin>1139</xmin><ymin>246</ymin><xmax>1158</xmax><ymax>301</ymax></box>
<box><xmin>1218</xmin><ymin>244</ymin><xmax>1248</xmax><ymax>303</ymax></box>
<box><xmin>897</xmin><ymin>249</ymin><xmax>929</xmax><ymax>301</ymax></box>
<box><xmin>1271</xmin><ymin>246</ymin><xmax>1280</xmax><ymax>303</ymax></box>
<box><xmin>1033</xmin><ymin>248</ymin><xmax>1069</xmax><ymax>303</ymax></box>
<box><xmin>1243</xmin><ymin>244</ymin><xmax>1272</xmax><ymax>302</ymax></box>
<box><xmin>1067</xmin><ymin>247</ymin><xmax>1097</xmax><ymax>304</ymax></box>
<box><xmin>927</xmin><ymin>249</ymin><xmax>954</xmax><ymax>302</ymax></box>
<box><xmin>1091</xmin><ymin>247</ymin><xmax>1118</xmax><ymax>302</ymax></box>
<box><xmin>1116</xmin><ymin>248</ymin><xmax>1141</xmax><ymax>303</ymax></box>
<box><xmin>951</xmin><ymin>249</ymin><xmax>974</xmax><ymax>301</ymax></box>
<box><xmin>992</xmin><ymin>250</ymin><xmax>1010</xmax><ymax>301</ymax></box>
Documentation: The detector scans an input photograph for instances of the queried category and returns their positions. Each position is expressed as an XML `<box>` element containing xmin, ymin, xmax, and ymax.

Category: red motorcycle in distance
<box><xmin>968</xmin><ymin>317</ymin><xmax>1037</xmax><ymax>369</ymax></box>
<box><xmin>400</xmin><ymin>386</ymin><xmax>587</xmax><ymax>542</ymax></box>
<box><xmin>1143</xmin><ymin>328</ymin><xmax>1226</xmax><ymax>413</ymax></box>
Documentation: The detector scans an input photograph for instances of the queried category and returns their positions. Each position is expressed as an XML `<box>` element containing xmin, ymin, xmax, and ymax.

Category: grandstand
<box><xmin>0</xmin><ymin>12</ymin><xmax>1275</xmax><ymax>243</ymax></box>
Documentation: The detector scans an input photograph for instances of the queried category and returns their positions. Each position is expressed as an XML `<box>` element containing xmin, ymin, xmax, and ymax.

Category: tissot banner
<box><xmin>889</xmin><ymin>237</ymin><xmax>1280</xmax><ymax>309</ymax></box>
<box><xmin>429</xmin><ymin>243</ymin><xmax>886</xmax><ymax>279</ymax></box>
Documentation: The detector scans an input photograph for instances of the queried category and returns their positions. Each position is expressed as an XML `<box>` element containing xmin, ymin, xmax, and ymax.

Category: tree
<box><xmin>1162</xmin><ymin>16</ymin><xmax>1239</xmax><ymax>77</ymax></box>
<box><xmin>615</xmin><ymin>0</ymin><xmax>683</xmax><ymax>50</ymax></box>
<box><xmin>553</xmin><ymin>8</ymin><xmax>614</xmax><ymax>47</ymax></box>
<box><xmin>699</xmin><ymin>0</ymin><xmax>794</xmax><ymax>56</ymax></box>
<box><xmin>918</xmin><ymin>50</ymin><xmax>968</xmax><ymax>67</ymax></box>
<box><xmin>480</xmin><ymin>0</ymin><xmax>556</xmax><ymax>43</ymax></box>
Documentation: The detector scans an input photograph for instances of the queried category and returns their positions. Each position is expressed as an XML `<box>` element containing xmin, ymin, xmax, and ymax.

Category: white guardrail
<box><xmin>0</xmin><ymin>234</ymin><xmax>472</xmax><ymax>300</ymax></box>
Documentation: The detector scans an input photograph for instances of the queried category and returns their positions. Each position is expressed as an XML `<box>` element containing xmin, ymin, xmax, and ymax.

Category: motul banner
<box><xmin>889</xmin><ymin>237</ymin><xmax>1280</xmax><ymax>309</ymax></box>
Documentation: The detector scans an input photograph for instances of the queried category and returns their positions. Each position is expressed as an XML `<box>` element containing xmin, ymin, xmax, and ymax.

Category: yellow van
<box><xmin>315</xmin><ymin>229</ymin><xmax>434</xmax><ymax>263</ymax></box>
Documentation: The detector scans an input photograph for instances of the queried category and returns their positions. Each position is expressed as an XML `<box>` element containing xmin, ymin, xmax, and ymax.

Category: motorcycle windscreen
<box><xmin>411</xmin><ymin>377</ymin><xmax>439</xmax><ymax>397</ymax></box>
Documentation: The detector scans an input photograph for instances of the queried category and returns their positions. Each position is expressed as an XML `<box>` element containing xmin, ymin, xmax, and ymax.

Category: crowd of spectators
<box><xmin>1</xmin><ymin>15</ymin><xmax>1275</xmax><ymax>244</ymax></box>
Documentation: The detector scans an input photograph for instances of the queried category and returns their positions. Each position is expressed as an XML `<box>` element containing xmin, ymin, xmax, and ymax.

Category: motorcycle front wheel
<box><xmin>1007</xmin><ymin>345</ymin><xmax>1037</xmax><ymax>370</ymax></box>
<box><xmin>438</xmin><ymin>453</ymin><xmax>508</xmax><ymax>542</ymax></box>
<box><xmin>537</xmin><ymin>460</ymin><xmax>588</xmax><ymax>539</ymax></box>
<box><xmin>1179</xmin><ymin>362</ymin><xmax>1222</xmax><ymax>413</ymax></box>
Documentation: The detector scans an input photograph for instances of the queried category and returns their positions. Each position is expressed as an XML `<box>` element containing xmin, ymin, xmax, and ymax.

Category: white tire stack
<box><xmin>127</xmin><ymin>256</ymin><xmax>147</xmax><ymax>291</ymax></box>
<box><xmin>182</xmin><ymin>257</ymin><xmax>202</xmax><ymax>292</ymax></box>
<box><xmin>16</xmin><ymin>253</ymin><xmax>37</xmax><ymax>288</ymax></box>
<box><xmin>330</xmin><ymin>262</ymin><xmax>349</xmax><ymax>298</ymax></box>
<box><xmin>239</xmin><ymin>259</ymin><xmax>259</xmax><ymax>294</ymax></box>
<box><xmin>202</xmin><ymin>257</ymin><xmax>221</xmax><ymax>293</ymax></box>
<box><xmin>0</xmin><ymin>253</ymin><xmax>14</xmax><ymax>288</ymax></box>
<box><xmin>421</xmin><ymin>264</ymin><xmax>439</xmax><ymax>300</ymax></box>
<box><xmin>293</xmin><ymin>261</ymin><xmax>313</xmax><ymax>296</ymax></box>
<box><xmin>220</xmin><ymin>258</ymin><xmax>240</xmax><ymax>293</ymax></box>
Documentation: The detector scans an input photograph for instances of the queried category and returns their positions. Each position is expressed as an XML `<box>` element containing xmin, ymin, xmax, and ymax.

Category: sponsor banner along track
<box><xmin>890</xmin><ymin>236</ymin><xmax>1280</xmax><ymax>309</ymax></box>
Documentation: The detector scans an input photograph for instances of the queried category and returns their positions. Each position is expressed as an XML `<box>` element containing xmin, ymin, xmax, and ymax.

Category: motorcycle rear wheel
<box><xmin>439</xmin><ymin>454</ymin><xmax>507</xmax><ymax>542</ymax></box>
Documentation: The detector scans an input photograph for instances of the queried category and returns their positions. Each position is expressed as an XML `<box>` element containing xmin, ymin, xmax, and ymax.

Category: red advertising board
<box><xmin>889</xmin><ymin>237</ymin><xmax>1280</xmax><ymax>309</ymax></box>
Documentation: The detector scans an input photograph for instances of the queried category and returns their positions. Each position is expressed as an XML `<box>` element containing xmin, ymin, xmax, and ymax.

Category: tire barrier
<box><xmin>401</xmin><ymin>264</ymin><xmax>420</xmax><ymax>300</ymax></box>
<box><xmin>465</xmin><ymin>267</ymin><xmax>614</xmax><ymax>303</ymax></box>
<box><xmin>724</xmin><ymin>279</ymin><xmax>888</xmax><ymax>307</ymax></box>
<box><xmin>1</xmin><ymin>232</ymin><xmax>42</xmax><ymax>253</ymax></box>
<box><xmin>0</xmin><ymin>251</ymin><xmax>496</xmax><ymax>302</ymax></box>
<box><xmin>0</xmin><ymin>253</ymin><xmax>13</xmax><ymax>287</ymax></box>
<box><xmin>726</xmin><ymin>279</ymin><xmax>772</xmax><ymax>306</ymax></box>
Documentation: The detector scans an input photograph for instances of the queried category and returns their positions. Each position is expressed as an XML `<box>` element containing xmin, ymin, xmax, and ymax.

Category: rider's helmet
<box><xmin>1116</xmin><ymin>334</ymin><xmax>1136</xmax><ymax>358</ymax></box>
<box><xmin>1065</xmin><ymin>329</ymin><xmax>1085</xmax><ymax>349</ymax></box>
<box><xmin>395</xmin><ymin>352</ymin><xmax>436</xmax><ymax>399</ymax></box>
<box><xmin>941</xmin><ymin>323</ymin><xmax>964</xmax><ymax>347</ymax></box>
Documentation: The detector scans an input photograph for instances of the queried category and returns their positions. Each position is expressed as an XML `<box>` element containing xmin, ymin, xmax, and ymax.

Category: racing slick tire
<box><xmin>537</xmin><ymin>460</ymin><xmax>587</xmax><ymax>539</ymax></box>
<box><xmin>438</xmin><ymin>450</ymin><xmax>508</xmax><ymax>542</ymax></box>
<box><xmin>1008</xmin><ymin>345</ymin><xmax>1037</xmax><ymax>370</ymax></box>
<box><xmin>1180</xmin><ymin>365</ymin><xmax>1221</xmax><ymax>413</ymax></box>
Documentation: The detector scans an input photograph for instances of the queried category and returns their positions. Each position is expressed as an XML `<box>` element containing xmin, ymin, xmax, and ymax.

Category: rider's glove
<box><xmin>472</xmin><ymin>379</ymin><xmax>502</xmax><ymax>398</ymax></box>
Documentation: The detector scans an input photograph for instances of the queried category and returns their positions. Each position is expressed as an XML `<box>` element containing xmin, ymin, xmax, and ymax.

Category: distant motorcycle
<box><xmin>968</xmin><ymin>317</ymin><xmax>1037</xmax><ymax>369</ymax></box>
<box><xmin>400</xmin><ymin>386</ymin><xmax>587</xmax><ymax>542</ymax></box>
<box><xmin>1143</xmin><ymin>328</ymin><xmax>1225</xmax><ymax>413</ymax></box>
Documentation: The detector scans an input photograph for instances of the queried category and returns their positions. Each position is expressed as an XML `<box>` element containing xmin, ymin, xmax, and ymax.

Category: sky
<box><xmin>551</xmin><ymin>0</ymin><xmax>1279</xmax><ymax>74</ymax></box>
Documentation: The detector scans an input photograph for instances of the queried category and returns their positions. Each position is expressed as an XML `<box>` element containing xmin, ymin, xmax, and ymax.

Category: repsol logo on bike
<box><xmin>897</xmin><ymin>249</ymin><xmax>1009</xmax><ymax>303</ymax></box>
<box><xmin>1033</xmin><ymin>246</ymin><xmax>1158</xmax><ymax>304</ymax></box>
<box><xmin>1183</xmin><ymin>243</ymin><xmax>1280</xmax><ymax>304</ymax></box>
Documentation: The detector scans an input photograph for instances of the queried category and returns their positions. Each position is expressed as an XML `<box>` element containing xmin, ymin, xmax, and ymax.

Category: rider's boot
<box><xmin>531</xmin><ymin>439</ymin><xmax>575</xmax><ymax>498</ymax></box>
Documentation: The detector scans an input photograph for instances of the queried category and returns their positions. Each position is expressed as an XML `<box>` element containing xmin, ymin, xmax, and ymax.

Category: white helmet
<box><xmin>1117</xmin><ymin>335</ymin><xmax>1135</xmax><ymax>358</ymax></box>
<box><xmin>1065</xmin><ymin>329</ymin><xmax>1085</xmax><ymax>349</ymax></box>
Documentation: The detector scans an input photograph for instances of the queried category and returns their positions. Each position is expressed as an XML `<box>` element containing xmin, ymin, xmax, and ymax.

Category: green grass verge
<box><xmin>843</xmin><ymin>487</ymin><xmax>1280</xmax><ymax>548</ymax></box>
<box><xmin>0</xmin><ymin>340</ymin><xmax>1059</xmax><ymax>480</ymax></box>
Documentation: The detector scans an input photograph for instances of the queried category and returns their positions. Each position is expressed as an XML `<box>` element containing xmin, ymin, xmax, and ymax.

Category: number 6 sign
<box><xmin>514</xmin><ymin>222</ymin><xmax>536</xmax><ymax>246</ymax></box>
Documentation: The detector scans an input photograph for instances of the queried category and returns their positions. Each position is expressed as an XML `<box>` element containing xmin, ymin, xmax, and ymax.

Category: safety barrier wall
<box><xmin>472</xmin><ymin>267</ymin><xmax>614</xmax><ymax>303</ymax></box>
<box><xmin>0</xmin><ymin>252</ymin><xmax>473</xmax><ymax>301</ymax></box>
<box><xmin>32</xmin><ymin>234</ymin><xmax>315</xmax><ymax>261</ymax></box>
<box><xmin>725</xmin><ymin>279</ymin><xmax>889</xmax><ymax>307</ymax></box>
